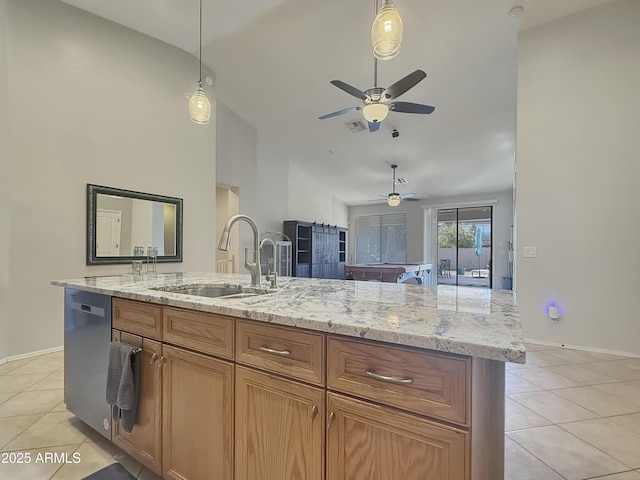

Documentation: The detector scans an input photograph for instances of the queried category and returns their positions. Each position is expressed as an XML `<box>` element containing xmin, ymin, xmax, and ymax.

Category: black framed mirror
<box><xmin>87</xmin><ymin>184</ymin><xmax>183</xmax><ymax>265</ymax></box>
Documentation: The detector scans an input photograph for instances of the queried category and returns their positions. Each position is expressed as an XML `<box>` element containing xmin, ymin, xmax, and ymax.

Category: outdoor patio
<box><xmin>438</xmin><ymin>269</ymin><xmax>492</xmax><ymax>287</ymax></box>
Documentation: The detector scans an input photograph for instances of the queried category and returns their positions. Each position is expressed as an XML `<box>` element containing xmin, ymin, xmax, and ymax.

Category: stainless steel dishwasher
<box><xmin>64</xmin><ymin>288</ymin><xmax>112</xmax><ymax>439</ymax></box>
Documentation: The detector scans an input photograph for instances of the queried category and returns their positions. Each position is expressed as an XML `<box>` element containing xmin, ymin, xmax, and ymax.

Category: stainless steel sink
<box><xmin>174</xmin><ymin>287</ymin><xmax>243</xmax><ymax>298</ymax></box>
<box><xmin>152</xmin><ymin>284</ymin><xmax>270</xmax><ymax>299</ymax></box>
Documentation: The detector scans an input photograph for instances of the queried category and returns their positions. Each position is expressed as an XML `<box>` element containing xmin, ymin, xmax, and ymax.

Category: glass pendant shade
<box><xmin>362</xmin><ymin>103</ymin><xmax>389</xmax><ymax>123</ymax></box>
<box><xmin>388</xmin><ymin>193</ymin><xmax>401</xmax><ymax>207</ymax></box>
<box><xmin>188</xmin><ymin>0</ymin><xmax>211</xmax><ymax>125</ymax></box>
<box><xmin>189</xmin><ymin>83</ymin><xmax>211</xmax><ymax>124</ymax></box>
<box><xmin>372</xmin><ymin>0</ymin><xmax>403</xmax><ymax>60</ymax></box>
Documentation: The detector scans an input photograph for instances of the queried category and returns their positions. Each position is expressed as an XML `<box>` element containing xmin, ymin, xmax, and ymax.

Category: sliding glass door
<box><xmin>437</xmin><ymin>207</ymin><xmax>492</xmax><ymax>288</ymax></box>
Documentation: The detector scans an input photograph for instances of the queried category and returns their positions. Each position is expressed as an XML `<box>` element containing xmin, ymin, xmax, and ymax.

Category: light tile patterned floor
<box><xmin>506</xmin><ymin>344</ymin><xmax>640</xmax><ymax>480</ymax></box>
<box><xmin>1</xmin><ymin>345</ymin><xmax>640</xmax><ymax>479</ymax></box>
<box><xmin>0</xmin><ymin>351</ymin><xmax>160</xmax><ymax>480</ymax></box>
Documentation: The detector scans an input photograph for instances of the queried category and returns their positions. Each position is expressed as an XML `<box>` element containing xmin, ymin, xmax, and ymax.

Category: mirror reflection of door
<box><xmin>96</xmin><ymin>209</ymin><xmax>121</xmax><ymax>256</ymax></box>
<box><xmin>437</xmin><ymin>206</ymin><xmax>492</xmax><ymax>288</ymax></box>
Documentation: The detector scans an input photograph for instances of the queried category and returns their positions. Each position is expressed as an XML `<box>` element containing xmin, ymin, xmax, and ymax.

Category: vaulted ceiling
<box><xmin>61</xmin><ymin>0</ymin><xmax>615</xmax><ymax>205</ymax></box>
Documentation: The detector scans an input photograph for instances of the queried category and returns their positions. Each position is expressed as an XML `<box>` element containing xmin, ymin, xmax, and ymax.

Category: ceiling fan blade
<box><xmin>401</xmin><ymin>193</ymin><xmax>420</xmax><ymax>201</ymax></box>
<box><xmin>368</xmin><ymin>121</ymin><xmax>381</xmax><ymax>132</ymax></box>
<box><xmin>318</xmin><ymin>106</ymin><xmax>359</xmax><ymax>120</ymax></box>
<box><xmin>382</xmin><ymin>70</ymin><xmax>427</xmax><ymax>100</ymax></box>
<box><xmin>389</xmin><ymin>102</ymin><xmax>435</xmax><ymax>114</ymax></box>
<box><xmin>330</xmin><ymin>80</ymin><xmax>367</xmax><ymax>100</ymax></box>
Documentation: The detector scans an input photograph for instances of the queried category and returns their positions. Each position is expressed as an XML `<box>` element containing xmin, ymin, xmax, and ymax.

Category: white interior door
<box><xmin>97</xmin><ymin>209</ymin><xmax>122</xmax><ymax>256</ymax></box>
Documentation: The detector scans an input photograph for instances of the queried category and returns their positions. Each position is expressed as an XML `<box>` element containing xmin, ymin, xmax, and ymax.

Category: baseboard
<box><xmin>524</xmin><ymin>339</ymin><xmax>640</xmax><ymax>358</ymax></box>
<box><xmin>0</xmin><ymin>345</ymin><xmax>64</xmax><ymax>365</ymax></box>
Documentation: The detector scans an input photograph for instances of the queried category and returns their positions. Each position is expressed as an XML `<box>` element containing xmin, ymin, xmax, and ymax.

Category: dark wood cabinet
<box><xmin>284</xmin><ymin>220</ymin><xmax>347</xmax><ymax>279</ymax></box>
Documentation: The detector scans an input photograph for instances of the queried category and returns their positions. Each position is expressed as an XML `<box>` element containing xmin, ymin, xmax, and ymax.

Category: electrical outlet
<box><xmin>523</xmin><ymin>246</ymin><xmax>537</xmax><ymax>258</ymax></box>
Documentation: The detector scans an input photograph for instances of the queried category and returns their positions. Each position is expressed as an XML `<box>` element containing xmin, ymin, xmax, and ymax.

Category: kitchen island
<box><xmin>53</xmin><ymin>272</ymin><xmax>525</xmax><ymax>480</ymax></box>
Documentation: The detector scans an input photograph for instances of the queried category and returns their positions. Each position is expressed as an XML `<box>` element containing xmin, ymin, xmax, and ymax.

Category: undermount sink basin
<box><xmin>176</xmin><ymin>287</ymin><xmax>243</xmax><ymax>297</ymax></box>
<box><xmin>152</xmin><ymin>284</ymin><xmax>270</xmax><ymax>299</ymax></box>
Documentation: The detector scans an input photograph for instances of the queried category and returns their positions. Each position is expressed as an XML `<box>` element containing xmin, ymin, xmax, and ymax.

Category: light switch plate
<box><xmin>523</xmin><ymin>246</ymin><xmax>537</xmax><ymax>258</ymax></box>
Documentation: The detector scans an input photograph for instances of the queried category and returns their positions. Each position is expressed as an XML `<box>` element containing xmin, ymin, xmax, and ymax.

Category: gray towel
<box><xmin>106</xmin><ymin>342</ymin><xmax>140</xmax><ymax>433</ymax></box>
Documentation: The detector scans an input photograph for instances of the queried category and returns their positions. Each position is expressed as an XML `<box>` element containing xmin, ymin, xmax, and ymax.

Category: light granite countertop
<box><xmin>52</xmin><ymin>272</ymin><xmax>525</xmax><ymax>363</ymax></box>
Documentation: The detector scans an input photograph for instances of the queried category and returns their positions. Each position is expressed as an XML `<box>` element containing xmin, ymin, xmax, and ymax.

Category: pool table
<box><xmin>344</xmin><ymin>263</ymin><xmax>432</xmax><ymax>284</ymax></box>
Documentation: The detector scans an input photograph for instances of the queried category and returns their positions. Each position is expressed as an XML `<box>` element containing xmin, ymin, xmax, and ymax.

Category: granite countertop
<box><xmin>52</xmin><ymin>272</ymin><xmax>525</xmax><ymax>363</ymax></box>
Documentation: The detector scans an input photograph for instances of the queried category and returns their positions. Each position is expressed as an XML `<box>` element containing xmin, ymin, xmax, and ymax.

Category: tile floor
<box><xmin>505</xmin><ymin>343</ymin><xmax>640</xmax><ymax>480</ymax></box>
<box><xmin>0</xmin><ymin>351</ymin><xmax>160</xmax><ymax>480</ymax></box>
<box><xmin>1</xmin><ymin>345</ymin><xmax>640</xmax><ymax>479</ymax></box>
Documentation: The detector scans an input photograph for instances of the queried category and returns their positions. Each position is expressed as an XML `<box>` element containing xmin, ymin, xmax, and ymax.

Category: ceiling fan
<box><xmin>378</xmin><ymin>164</ymin><xmax>419</xmax><ymax>206</ymax></box>
<box><xmin>319</xmin><ymin>61</ymin><xmax>435</xmax><ymax>133</ymax></box>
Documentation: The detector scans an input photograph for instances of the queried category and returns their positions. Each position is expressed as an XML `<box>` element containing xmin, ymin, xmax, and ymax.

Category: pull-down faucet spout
<box><xmin>217</xmin><ymin>214</ymin><xmax>262</xmax><ymax>287</ymax></box>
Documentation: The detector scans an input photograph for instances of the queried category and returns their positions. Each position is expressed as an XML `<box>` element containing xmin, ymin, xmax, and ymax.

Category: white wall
<box><xmin>4</xmin><ymin>0</ymin><xmax>216</xmax><ymax>357</ymax></box>
<box><xmin>516</xmin><ymin>0</ymin><xmax>640</xmax><ymax>354</ymax></box>
<box><xmin>216</xmin><ymin>101</ymin><xmax>258</xmax><ymax>252</ymax></box>
<box><xmin>131</xmin><ymin>200</ymin><xmax>153</xmax><ymax>252</ymax></box>
<box><xmin>256</xmin><ymin>144</ymin><xmax>290</xmax><ymax>233</ymax></box>
<box><xmin>288</xmin><ymin>163</ymin><xmax>348</xmax><ymax>227</ymax></box>
<box><xmin>348</xmin><ymin>190</ymin><xmax>513</xmax><ymax>287</ymax></box>
<box><xmin>0</xmin><ymin>0</ymin><xmax>9</xmax><ymax>361</ymax></box>
<box><xmin>254</xmin><ymin>135</ymin><xmax>348</xmax><ymax>235</ymax></box>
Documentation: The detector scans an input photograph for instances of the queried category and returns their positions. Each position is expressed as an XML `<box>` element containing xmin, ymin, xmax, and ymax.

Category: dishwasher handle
<box><xmin>68</xmin><ymin>300</ymin><xmax>106</xmax><ymax>318</ymax></box>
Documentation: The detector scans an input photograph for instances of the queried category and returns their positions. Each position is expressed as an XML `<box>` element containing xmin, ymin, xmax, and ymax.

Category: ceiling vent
<box><xmin>395</xmin><ymin>177</ymin><xmax>409</xmax><ymax>185</ymax></box>
<box><xmin>346</xmin><ymin>120</ymin><xmax>367</xmax><ymax>133</ymax></box>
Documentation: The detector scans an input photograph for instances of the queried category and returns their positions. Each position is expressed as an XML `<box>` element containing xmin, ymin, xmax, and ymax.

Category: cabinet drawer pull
<box><xmin>365</xmin><ymin>369</ymin><xmax>414</xmax><ymax>384</ymax></box>
<box><xmin>150</xmin><ymin>353</ymin><xmax>158</xmax><ymax>365</ymax></box>
<box><xmin>157</xmin><ymin>356</ymin><xmax>166</xmax><ymax>368</ymax></box>
<box><xmin>327</xmin><ymin>411</ymin><xmax>335</xmax><ymax>430</ymax></box>
<box><xmin>310</xmin><ymin>405</ymin><xmax>318</xmax><ymax>421</ymax></box>
<box><xmin>259</xmin><ymin>346</ymin><xmax>290</xmax><ymax>356</ymax></box>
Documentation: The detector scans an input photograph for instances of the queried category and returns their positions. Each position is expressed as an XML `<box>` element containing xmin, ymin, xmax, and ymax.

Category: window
<box><xmin>355</xmin><ymin>213</ymin><xmax>407</xmax><ymax>264</ymax></box>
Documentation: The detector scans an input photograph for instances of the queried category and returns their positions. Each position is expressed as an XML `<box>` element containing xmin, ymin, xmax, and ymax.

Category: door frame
<box><xmin>436</xmin><ymin>206</ymin><xmax>493</xmax><ymax>288</ymax></box>
<box><xmin>423</xmin><ymin>199</ymin><xmax>498</xmax><ymax>288</ymax></box>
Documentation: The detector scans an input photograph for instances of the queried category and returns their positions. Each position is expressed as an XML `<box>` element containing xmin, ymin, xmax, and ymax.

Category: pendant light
<box><xmin>371</xmin><ymin>0</ymin><xmax>403</xmax><ymax>61</ymax></box>
<box><xmin>388</xmin><ymin>164</ymin><xmax>402</xmax><ymax>207</ymax></box>
<box><xmin>188</xmin><ymin>0</ymin><xmax>211</xmax><ymax>124</ymax></box>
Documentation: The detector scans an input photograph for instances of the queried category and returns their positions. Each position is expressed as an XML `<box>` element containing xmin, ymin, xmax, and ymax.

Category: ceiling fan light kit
<box><xmin>388</xmin><ymin>164</ymin><xmax>401</xmax><ymax>206</ymax></box>
<box><xmin>372</xmin><ymin>0</ymin><xmax>403</xmax><ymax>61</ymax></box>
<box><xmin>319</xmin><ymin>70</ymin><xmax>434</xmax><ymax>131</ymax></box>
<box><xmin>188</xmin><ymin>0</ymin><xmax>211</xmax><ymax>124</ymax></box>
<box><xmin>387</xmin><ymin>192</ymin><xmax>401</xmax><ymax>207</ymax></box>
<box><xmin>362</xmin><ymin>103</ymin><xmax>389</xmax><ymax>123</ymax></box>
<box><xmin>369</xmin><ymin>164</ymin><xmax>418</xmax><ymax>204</ymax></box>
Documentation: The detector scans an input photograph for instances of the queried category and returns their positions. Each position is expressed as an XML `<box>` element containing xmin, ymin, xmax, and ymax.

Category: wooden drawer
<box><xmin>163</xmin><ymin>307</ymin><xmax>234</xmax><ymax>360</ymax></box>
<box><xmin>236</xmin><ymin>320</ymin><xmax>325</xmax><ymax>386</ymax></box>
<box><xmin>327</xmin><ymin>392</ymin><xmax>469</xmax><ymax>480</ymax></box>
<box><xmin>327</xmin><ymin>336</ymin><xmax>470</xmax><ymax>426</ymax></box>
<box><xmin>113</xmin><ymin>298</ymin><xmax>162</xmax><ymax>340</ymax></box>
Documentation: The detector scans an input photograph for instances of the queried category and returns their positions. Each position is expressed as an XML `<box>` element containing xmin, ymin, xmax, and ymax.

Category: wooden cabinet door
<box><xmin>235</xmin><ymin>366</ymin><xmax>324</xmax><ymax>480</ymax></box>
<box><xmin>327</xmin><ymin>393</ymin><xmax>469</xmax><ymax>480</ymax></box>
<box><xmin>112</xmin><ymin>333</ymin><xmax>162</xmax><ymax>475</ymax></box>
<box><xmin>161</xmin><ymin>345</ymin><xmax>234</xmax><ymax>480</ymax></box>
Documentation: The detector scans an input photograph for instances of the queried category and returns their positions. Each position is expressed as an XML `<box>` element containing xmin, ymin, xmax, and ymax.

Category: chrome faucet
<box><xmin>259</xmin><ymin>237</ymin><xmax>279</xmax><ymax>289</ymax></box>
<box><xmin>217</xmin><ymin>214</ymin><xmax>262</xmax><ymax>287</ymax></box>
